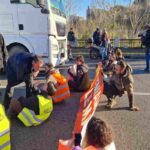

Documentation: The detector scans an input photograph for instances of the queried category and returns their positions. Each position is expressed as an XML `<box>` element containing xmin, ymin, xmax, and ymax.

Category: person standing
<box><xmin>143</xmin><ymin>25</ymin><xmax>150</xmax><ymax>72</ymax></box>
<box><xmin>93</xmin><ymin>28</ymin><xmax>101</xmax><ymax>46</ymax></box>
<box><xmin>3</xmin><ymin>52</ymin><xmax>43</xmax><ymax>110</ymax></box>
<box><xmin>67</xmin><ymin>28</ymin><xmax>76</xmax><ymax>47</ymax></box>
<box><xmin>0</xmin><ymin>34</ymin><xmax>8</xmax><ymax>73</ymax></box>
<box><xmin>101</xmin><ymin>29</ymin><xmax>110</xmax><ymax>57</ymax></box>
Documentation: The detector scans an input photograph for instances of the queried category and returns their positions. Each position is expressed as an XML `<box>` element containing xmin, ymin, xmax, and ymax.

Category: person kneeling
<box><xmin>68</xmin><ymin>55</ymin><xmax>90</xmax><ymax>92</ymax></box>
<box><xmin>10</xmin><ymin>82</ymin><xmax>56</xmax><ymax>127</ymax></box>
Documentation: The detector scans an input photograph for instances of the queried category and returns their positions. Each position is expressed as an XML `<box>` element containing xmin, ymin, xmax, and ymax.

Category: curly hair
<box><xmin>86</xmin><ymin>117</ymin><xmax>113</xmax><ymax>148</ymax></box>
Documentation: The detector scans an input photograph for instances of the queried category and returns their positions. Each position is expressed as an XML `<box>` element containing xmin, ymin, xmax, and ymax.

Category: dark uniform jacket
<box><xmin>144</xmin><ymin>29</ymin><xmax>150</xmax><ymax>48</ymax></box>
<box><xmin>6</xmin><ymin>52</ymin><xmax>34</xmax><ymax>85</ymax></box>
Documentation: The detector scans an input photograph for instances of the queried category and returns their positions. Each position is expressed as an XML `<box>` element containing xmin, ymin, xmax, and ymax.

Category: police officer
<box><xmin>0</xmin><ymin>34</ymin><xmax>8</xmax><ymax>73</ymax></box>
<box><xmin>3</xmin><ymin>52</ymin><xmax>43</xmax><ymax>110</ymax></box>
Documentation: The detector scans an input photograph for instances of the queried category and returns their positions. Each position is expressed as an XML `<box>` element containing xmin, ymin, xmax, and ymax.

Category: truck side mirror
<box><xmin>41</xmin><ymin>8</ymin><xmax>50</xmax><ymax>14</ymax></box>
<box><xmin>37</xmin><ymin>0</ymin><xmax>45</xmax><ymax>8</ymax></box>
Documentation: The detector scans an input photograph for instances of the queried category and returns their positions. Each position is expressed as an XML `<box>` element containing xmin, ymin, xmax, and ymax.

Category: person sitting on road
<box><xmin>103</xmin><ymin>60</ymin><xmax>139</xmax><ymax>111</ymax></box>
<box><xmin>67</xmin><ymin>28</ymin><xmax>76</xmax><ymax>47</ymax></box>
<box><xmin>10</xmin><ymin>82</ymin><xmax>56</xmax><ymax>127</ymax></box>
<box><xmin>3</xmin><ymin>52</ymin><xmax>43</xmax><ymax>111</ymax></box>
<box><xmin>59</xmin><ymin>117</ymin><xmax>116</xmax><ymax>150</ymax></box>
<box><xmin>68</xmin><ymin>55</ymin><xmax>90</xmax><ymax>92</ymax></box>
<box><xmin>0</xmin><ymin>104</ymin><xmax>11</xmax><ymax>150</ymax></box>
<box><xmin>114</xmin><ymin>48</ymin><xmax>125</xmax><ymax>62</ymax></box>
<box><xmin>45</xmin><ymin>63</ymin><xmax>70</xmax><ymax>103</ymax></box>
<box><xmin>34</xmin><ymin>63</ymin><xmax>70</xmax><ymax>103</ymax></box>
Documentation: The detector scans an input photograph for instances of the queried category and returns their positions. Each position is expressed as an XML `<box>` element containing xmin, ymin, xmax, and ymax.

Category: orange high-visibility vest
<box><xmin>58</xmin><ymin>142</ymin><xmax>71</xmax><ymax>150</ymax></box>
<box><xmin>49</xmin><ymin>73</ymin><xmax>70</xmax><ymax>103</ymax></box>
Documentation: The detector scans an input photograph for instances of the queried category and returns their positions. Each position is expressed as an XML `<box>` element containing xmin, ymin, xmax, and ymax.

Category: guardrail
<box><xmin>76</xmin><ymin>39</ymin><xmax>142</xmax><ymax>48</ymax></box>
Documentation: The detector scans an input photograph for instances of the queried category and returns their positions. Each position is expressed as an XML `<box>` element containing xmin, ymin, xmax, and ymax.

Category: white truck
<box><xmin>0</xmin><ymin>0</ymin><xmax>67</xmax><ymax>66</ymax></box>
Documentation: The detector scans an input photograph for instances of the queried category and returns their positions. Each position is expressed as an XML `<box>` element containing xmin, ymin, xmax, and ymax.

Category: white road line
<box><xmin>133</xmin><ymin>92</ymin><xmax>150</xmax><ymax>96</ymax></box>
<box><xmin>0</xmin><ymin>85</ymin><xmax>25</xmax><ymax>89</ymax></box>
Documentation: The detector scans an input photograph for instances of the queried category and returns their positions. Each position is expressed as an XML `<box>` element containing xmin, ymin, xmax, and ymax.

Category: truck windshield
<box><xmin>50</xmin><ymin>0</ymin><xmax>66</xmax><ymax>18</ymax></box>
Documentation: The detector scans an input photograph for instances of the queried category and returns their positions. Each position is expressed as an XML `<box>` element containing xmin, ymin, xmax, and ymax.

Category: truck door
<box><xmin>0</xmin><ymin>0</ymin><xmax>19</xmax><ymax>35</ymax></box>
<box><xmin>16</xmin><ymin>0</ymin><xmax>49</xmax><ymax>56</ymax></box>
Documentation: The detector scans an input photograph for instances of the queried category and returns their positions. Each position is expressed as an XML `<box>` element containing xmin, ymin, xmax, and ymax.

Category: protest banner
<box><xmin>58</xmin><ymin>64</ymin><xmax>104</xmax><ymax>150</ymax></box>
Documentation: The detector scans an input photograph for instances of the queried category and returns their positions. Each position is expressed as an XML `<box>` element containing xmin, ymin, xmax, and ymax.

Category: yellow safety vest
<box><xmin>17</xmin><ymin>95</ymin><xmax>53</xmax><ymax>127</ymax></box>
<box><xmin>0</xmin><ymin>104</ymin><xmax>11</xmax><ymax>150</ymax></box>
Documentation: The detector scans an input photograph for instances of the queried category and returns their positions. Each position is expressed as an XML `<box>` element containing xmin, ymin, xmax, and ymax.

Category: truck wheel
<box><xmin>89</xmin><ymin>48</ymin><xmax>99</xmax><ymax>60</ymax></box>
<box><xmin>8</xmin><ymin>45</ymin><xmax>28</xmax><ymax>57</ymax></box>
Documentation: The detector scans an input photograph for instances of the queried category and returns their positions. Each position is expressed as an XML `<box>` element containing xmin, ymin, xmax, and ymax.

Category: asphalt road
<box><xmin>0</xmin><ymin>58</ymin><xmax>150</xmax><ymax>150</ymax></box>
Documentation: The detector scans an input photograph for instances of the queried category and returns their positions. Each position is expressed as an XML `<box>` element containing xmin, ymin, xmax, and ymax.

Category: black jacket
<box><xmin>68</xmin><ymin>64</ymin><xmax>90</xmax><ymax>91</ymax></box>
<box><xmin>144</xmin><ymin>29</ymin><xmax>150</xmax><ymax>47</ymax></box>
<box><xmin>6</xmin><ymin>52</ymin><xmax>34</xmax><ymax>85</ymax></box>
<box><xmin>67</xmin><ymin>31</ymin><xmax>75</xmax><ymax>42</ymax></box>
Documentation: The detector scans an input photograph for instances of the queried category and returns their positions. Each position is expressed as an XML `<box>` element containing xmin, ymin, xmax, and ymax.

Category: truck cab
<box><xmin>0</xmin><ymin>0</ymin><xmax>67</xmax><ymax>66</ymax></box>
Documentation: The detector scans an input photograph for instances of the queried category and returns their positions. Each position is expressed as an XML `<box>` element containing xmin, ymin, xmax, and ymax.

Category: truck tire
<box><xmin>8</xmin><ymin>45</ymin><xmax>28</xmax><ymax>57</ymax></box>
<box><xmin>89</xmin><ymin>47</ymin><xmax>99</xmax><ymax>60</ymax></box>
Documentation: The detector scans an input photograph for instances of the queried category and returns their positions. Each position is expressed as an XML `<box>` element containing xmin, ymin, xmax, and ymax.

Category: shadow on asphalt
<box><xmin>133</xmin><ymin>69</ymin><xmax>150</xmax><ymax>75</ymax></box>
<box><xmin>0</xmin><ymin>87</ymin><xmax>83</xmax><ymax>150</ymax></box>
<box><xmin>96</xmin><ymin>105</ymin><xmax>129</xmax><ymax>112</ymax></box>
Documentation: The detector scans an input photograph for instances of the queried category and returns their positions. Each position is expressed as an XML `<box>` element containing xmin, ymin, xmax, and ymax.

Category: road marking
<box><xmin>0</xmin><ymin>85</ymin><xmax>25</xmax><ymax>89</ymax></box>
<box><xmin>133</xmin><ymin>92</ymin><xmax>150</xmax><ymax>96</ymax></box>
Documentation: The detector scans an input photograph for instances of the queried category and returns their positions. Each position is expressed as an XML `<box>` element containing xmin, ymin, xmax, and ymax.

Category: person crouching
<box><xmin>103</xmin><ymin>60</ymin><xmax>139</xmax><ymax>111</ymax></box>
<box><xmin>9</xmin><ymin>82</ymin><xmax>56</xmax><ymax>127</ymax></box>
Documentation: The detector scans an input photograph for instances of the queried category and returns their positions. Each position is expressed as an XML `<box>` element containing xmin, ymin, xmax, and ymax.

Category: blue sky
<box><xmin>75</xmin><ymin>0</ymin><xmax>133</xmax><ymax>18</ymax></box>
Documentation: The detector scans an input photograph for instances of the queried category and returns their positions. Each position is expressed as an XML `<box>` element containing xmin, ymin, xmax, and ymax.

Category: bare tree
<box><xmin>65</xmin><ymin>0</ymin><xmax>77</xmax><ymax>18</ymax></box>
<box><xmin>127</xmin><ymin>3</ymin><xmax>150</xmax><ymax>37</ymax></box>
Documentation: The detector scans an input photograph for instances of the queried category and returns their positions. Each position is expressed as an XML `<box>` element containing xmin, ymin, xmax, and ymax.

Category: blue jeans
<box><xmin>146</xmin><ymin>48</ymin><xmax>150</xmax><ymax>70</ymax></box>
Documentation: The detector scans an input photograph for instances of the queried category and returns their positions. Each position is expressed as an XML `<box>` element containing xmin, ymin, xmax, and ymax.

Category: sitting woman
<box><xmin>59</xmin><ymin>117</ymin><xmax>116</xmax><ymax>150</ymax></box>
<box><xmin>10</xmin><ymin>82</ymin><xmax>56</xmax><ymax>127</ymax></box>
<box><xmin>68</xmin><ymin>55</ymin><xmax>90</xmax><ymax>92</ymax></box>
